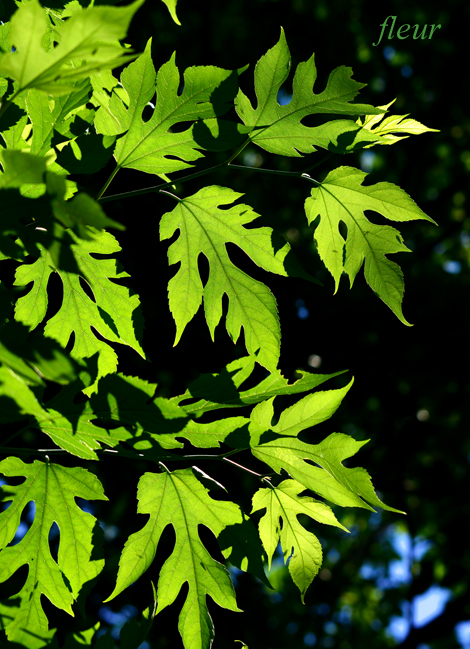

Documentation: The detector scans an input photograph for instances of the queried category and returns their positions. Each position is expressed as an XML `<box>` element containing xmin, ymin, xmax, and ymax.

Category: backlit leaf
<box><xmin>173</xmin><ymin>354</ymin><xmax>348</xmax><ymax>415</ymax></box>
<box><xmin>251</xmin><ymin>429</ymin><xmax>404</xmax><ymax>513</ymax></box>
<box><xmin>355</xmin><ymin>98</ymin><xmax>439</xmax><ymax>147</ymax></box>
<box><xmin>95</xmin><ymin>39</ymin><xmax>239</xmax><ymax>177</ymax></box>
<box><xmin>160</xmin><ymin>0</ymin><xmax>180</xmax><ymax>25</ymax></box>
<box><xmin>304</xmin><ymin>166</ymin><xmax>436</xmax><ymax>324</ymax></box>
<box><xmin>252</xmin><ymin>479</ymin><xmax>347</xmax><ymax>601</ymax></box>
<box><xmin>235</xmin><ymin>28</ymin><xmax>383</xmax><ymax>156</ymax></box>
<box><xmin>160</xmin><ymin>185</ymin><xmax>315</xmax><ymax>370</ymax></box>
<box><xmin>14</xmin><ymin>228</ymin><xmax>145</xmax><ymax>389</ymax></box>
<box><xmin>0</xmin><ymin>0</ymin><xmax>144</xmax><ymax>96</ymax></box>
<box><xmin>25</xmin><ymin>79</ymin><xmax>92</xmax><ymax>156</ymax></box>
<box><xmin>0</xmin><ymin>457</ymin><xmax>107</xmax><ymax>645</ymax></box>
<box><xmin>107</xmin><ymin>467</ymin><xmax>242</xmax><ymax>649</ymax></box>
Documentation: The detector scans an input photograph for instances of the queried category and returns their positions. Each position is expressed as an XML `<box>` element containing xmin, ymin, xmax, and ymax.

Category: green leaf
<box><xmin>355</xmin><ymin>98</ymin><xmax>439</xmax><ymax>147</ymax></box>
<box><xmin>119</xmin><ymin>582</ymin><xmax>157</xmax><ymax>649</ymax></box>
<box><xmin>160</xmin><ymin>0</ymin><xmax>180</xmax><ymax>25</ymax></box>
<box><xmin>25</xmin><ymin>79</ymin><xmax>92</xmax><ymax>156</ymax></box>
<box><xmin>0</xmin><ymin>320</ymin><xmax>83</xmax><ymax>386</ymax></box>
<box><xmin>34</xmin><ymin>372</ymin><xmax>244</xmax><ymax>459</ymax></box>
<box><xmin>247</xmin><ymin>379</ymin><xmax>352</xmax><ymax>448</ymax></box>
<box><xmin>56</xmin><ymin>133</ymin><xmax>116</xmax><ymax>175</ymax></box>
<box><xmin>252</xmin><ymin>479</ymin><xmax>347</xmax><ymax>601</ymax></box>
<box><xmin>95</xmin><ymin>39</ymin><xmax>239</xmax><ymax>176</ymax></box>
<box><xmin>272</xmin><ymin>380</ymin><xmax>353</xmax><ymax>436</ymax></box>
<box><xmin>304</xmin><ymin>166</ymin><xmax>436</xmax><ymax>324</ymax></box>
<box><xmin>235</xmin><ymin>28</ymin><xmax>383</xmax><ymax>156</ymax></box>
<box><xmin>107</xmin><ymin>467</ymin><xmax>241</xmax><ymax>649</ymax></box>
<box><xmin>0</xmin><ymin>362</ymin><xmax>48</xmax><ymax>422</ymax></box>
<box><xmin>32</xmin><ymin>380</ymin><xmax>130</xmax><ymax>460</ymax></box>
<box><xmin>160</xmin><ymin>186</ymin><xmax>315</xmax><ymax>370</ymax></box>
<box><xmin>0</xmin><ymin>597</ymin><xmax>57</xmax><ymax>649</ymax></box>
<box><xmin>251</xmin><ymin>430</ymin><xmax>404</xmax><ymax>513</ymax></box>
<box><xmin>173</xmin><ymin>354</ymin><xmax>347</xmax><ymax>415</ymax></box>
<box><xmin>0</xmin><ymin>102</ymin><xmax>30</xmax><ymax>150</ymax></box>
<box><xmin>0</xmin><ymin>0</ymin><xmax>144</xmax><ymax>96</ymax></box>
<box><xmin>0</xmin><ymin>148</ymin><xmax>48</xmax><ymax>188</ymax></box>
<box><xmin>0</xmin><ymin>457</ymin><xmax>107</xmax><ymax>645</ymax></box>
<box><xmin>0</xmin><ymin>150</ymin><xmax>123</xmax><ymax>264</ymax></box>
<box><xmin>14</xmin><ymin>228</ymin><xmax>145</xmax><ymax>389</ymax></box>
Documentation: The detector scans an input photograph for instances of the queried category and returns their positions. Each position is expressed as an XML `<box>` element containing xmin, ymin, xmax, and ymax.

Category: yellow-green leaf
<box><xmin>305</xmin><ymin>166</ymin><xmax>436</xmax><ymax>324</ymax></box>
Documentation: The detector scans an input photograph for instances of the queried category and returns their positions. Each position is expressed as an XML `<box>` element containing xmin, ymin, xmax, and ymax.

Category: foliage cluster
<box><xmin>0</xmin><ymin>0</ymin><xmax>437</xmax><ymax>647</ymax></box>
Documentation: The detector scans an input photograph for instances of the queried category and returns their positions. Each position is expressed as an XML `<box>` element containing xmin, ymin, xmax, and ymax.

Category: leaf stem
<box><xmin>97</xmin><ymin>155</ymin><xmax>326</xmax><ymax>204</ymax></box>
<box><xmin>96</xmin><ymin>164</ymin><xmax>121</xmax><ymax>200</ymax></box>
<box><xmin>97</xmin><ymin>162</ymin><xmax>223</xmax><ymax>204</ymax></box>
<box><xmin>222</xmin><ymin>456</ymin><xmax>275</xmax><ymax>479</ymax></box>
<box><xmin>97</xmin><ymin>138</ymin><xmax>333</xmax><ymax>204</ymax></box>
<box><xmin>159</xmin><ymin>189</ymin><xmax>182</xmax><ymax>202</ymax></box>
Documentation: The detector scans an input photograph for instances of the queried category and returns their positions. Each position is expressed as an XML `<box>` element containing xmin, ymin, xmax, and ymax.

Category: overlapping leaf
<box><xmin>33</xmin><ymin>372</ymin><xmax>245</xmax><ymax>459</ymax></box>
<box><xmin>172</xmin><ymin>354</ymin><xmax>347</xmax><ymax>414</ymax></box>
<box><xmin>24</xmin><ymin>80</ymin><xmax>92</xmax><ymax>156</ymax></box>
<box><xmin>304</xmin><ymin>166</ymin><xmax>436</xmax><ymax>324</ymax></box>
<box><xmin>251</xmin><ymin>415</ymin><xmax>403</xmax><ymax>512</ymax></box>
<box><xmin>0</xmin><ymin>0</ymin><xmax>144</xmax><ymax>96</ymax></box>
<box><xmin>34</xmin><ymin>360</ymin><xmax>349</xmax><ymax>459</ymax></box>
<box><xmin>0</xmin><ymin>458</ymin><xmax>107</xmax><ymax>645</ymax></box>
<box><xmin>95</xmin><ymin>39</ymin><xmax>239</xmax><ymax>177</ymax></box>
<box><xmin>235</xmin><ymin>28</ymin><xmax>384</xmax><ymax>156</ymax></box>
<box><xmin>252</xmin><ymin>479</ymin><xmax>347</xmax><ymax>601</ymax></box>
<box><xmin>355</xmin><ymin>99</ymin><xmax>439</xmax><ymax>147</ymax></box>
<box><xmin>160</xmin><ymin>185</ymin><xmax>315</xmax><ymax>370</ymax></box>
<box><xmin>0</xmin><ymin>362</ymin><xmax>48</xmax><ymax>423</ymax></box>
<box><xmin>0</xmin><ymin>150</ymin><xmax>124</xmax><ymax>264</ymax></box>
<box><xmin>0</xmin><ymin>320</ymin><xmax>84</xmax><ymax>423</ymax></box>
<box><xmin>107</xmin><ymin>468</ymin><xmax>242</xmax><ymax>649</ymax></box>
<box><xmin>14</xmin><ymin>228</ymin><xmax>145</xmax><ymax>388</ymax></box>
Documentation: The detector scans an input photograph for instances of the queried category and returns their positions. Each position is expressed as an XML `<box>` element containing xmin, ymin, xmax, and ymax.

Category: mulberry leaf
<box><xmin>0</xmin><ymin>458</ymin><xmax>107</xmax><ymax>645</ymax></box>
<box><xmin>304</xmin><ymin>166</ymin><xmax>436</xmax><ymax>324</ymax></box>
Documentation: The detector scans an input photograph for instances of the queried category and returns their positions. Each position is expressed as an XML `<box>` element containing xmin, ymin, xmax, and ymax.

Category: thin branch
<box><xmin>96</xmin><ymin>141</ymin><xmax>330</xmax><ymax>204</ymax></box>
<box><xmin>96</xmin><ymin>164</ymin><xmax>121</xmax><ymax>200</ymax></box>
<box><xmin>222</xmin><ymin>456</ymin><xmax>275</xmax><ymax>479</ymax></box>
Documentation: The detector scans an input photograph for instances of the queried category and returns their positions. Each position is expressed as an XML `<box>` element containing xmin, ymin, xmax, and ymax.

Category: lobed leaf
<box><xmin>0</xmin><ymin>457</ymin><xmax>107</xmax><ymax>645</ymax></box>
<box><xmin>173</xmin><ymin>354</ymin><xmax>348</xmax><ymax>414</ymax></box>
<box><xmin>0</xmin><ymin>0</ymin><xmax>144</xmax><ymax>96</ymax></box>
<box><xmin>0</xmin><ymin>150</ymin><xmax>124</xmax><ymax>264</ymax></box>
<box><xmin>235</xmin><ymin>28</ymin><xmax>384</xmax><ymax>156</ymax></box>
<box><xmin>304</xmin><ymin>166</ymin><xmax>436</xmax><ymax>324</ymax></box>
<box><xmin>24</xmin><ymin>79</ymin><xmax>92</xmax><ymax>156</ymax></box>
<box><xmin>34</xmin><ymin>372</ymin><xmax>246</xmax><ymax>459</ymax></box>
<box><xmin>160</xmin><ymin>185</ymin><xmax>315</xmax><ymax>371</ymax></box>
<box><xmin>252</xmin><ymin>479</ymin><xmax>347</xmax><ymax>601</ymax></box>
<box><xmin>95</xmin><ymin>39</ymin><xmax>239</xmax><ymax>177</ymax></box>
<box><xmin>251</xmin><ymin>428</ymin><xmax>404</xmax><ymax>513</ymax></box>
<box><xmin>355</xmin><ymin>99</ymin><xmax>439</xmax><ymax>147</ymax></box>
<box><xmin>14</xmin><ymin>228</ymin><xmax>145</xmax><ymax>390</ymax></box>
<box><xmin>107</xmin><ymin>467</ymin><xmax>242</xmax><ymax>649</ymax></box>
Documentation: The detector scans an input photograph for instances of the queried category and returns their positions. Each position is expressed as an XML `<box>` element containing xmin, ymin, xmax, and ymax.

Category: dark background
<box><xmin>5</xmin><ymin>0</ymin><xmax>470</xmax><ymax>647</ymax></box>
<box><xmin>85</xmin><ymin>0</ymin><xmax>470</xmax><ymax>647</ymax></box>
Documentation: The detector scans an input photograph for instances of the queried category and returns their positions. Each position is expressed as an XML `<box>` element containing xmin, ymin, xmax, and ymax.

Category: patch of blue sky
<box><xmin>360</xmin><ymin>151</ymin><xmax>376</xmax><ymax>172</ymax></box>
<box><xmin>413</xmin><ymin>586</ymin><xmax>451</xmax><ymax>627</ymax></box>
<box><xmin>443</xmin><ymin>260</ymin><xmax>462</xmax><ymax>274</ymax></box>
<box><xmin>277</xmin><ymin>88</ymin><xmax>293</xmax><ymax>105</ymax></box>
<box><xmin>456</xmin><ymin>620</ymin><xmax>470</xmax><ymax>648</ymax></box>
